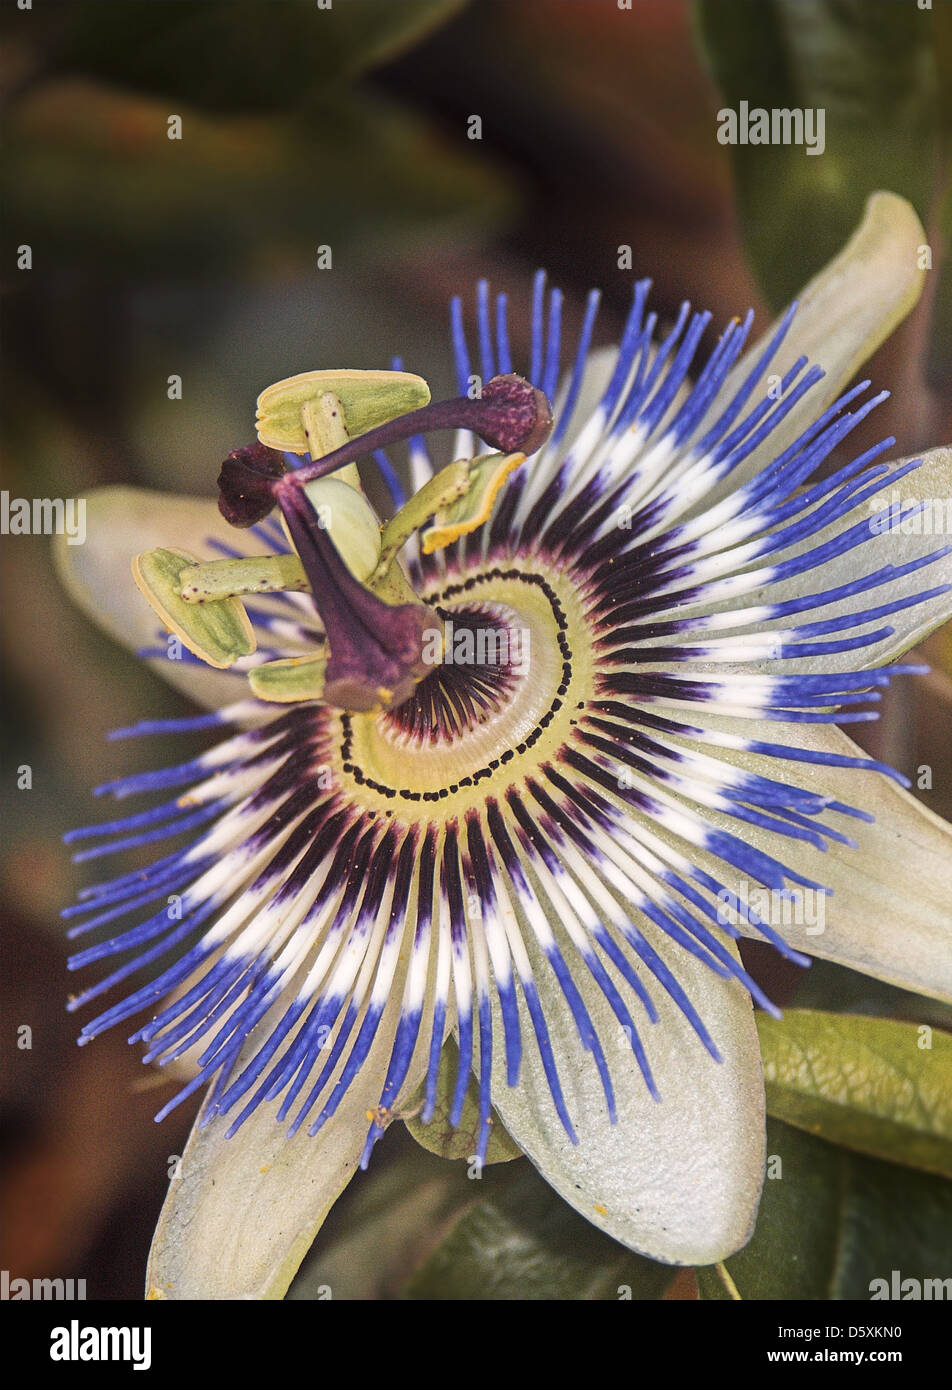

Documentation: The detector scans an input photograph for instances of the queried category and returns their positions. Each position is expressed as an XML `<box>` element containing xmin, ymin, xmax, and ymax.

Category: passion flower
<box><xmin>57</xmin><ymin>192</ymin><xmax>952</xmax><ymax>1298</ymax></box>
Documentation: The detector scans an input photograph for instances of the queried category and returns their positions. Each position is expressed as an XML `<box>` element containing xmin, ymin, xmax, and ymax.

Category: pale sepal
<box><xmin>486</xmin><ymin>927</ymin><xmax>767</xmax><ymax>1266</ymax></box>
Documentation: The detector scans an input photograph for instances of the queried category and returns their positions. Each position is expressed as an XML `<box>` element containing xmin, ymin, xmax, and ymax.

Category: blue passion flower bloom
<box><xmin>58</xmin><ymin>193</ymin><xmax>952</xmax><ymax>1298</ymax></box>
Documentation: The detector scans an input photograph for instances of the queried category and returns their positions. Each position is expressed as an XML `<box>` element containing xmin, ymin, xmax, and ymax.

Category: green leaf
<box><xmin>404</xmin><ymin>1039</ymin><xmax>522</xmax><ymax>1165</ymax></box>
<box><xmin>698</xmin><ymin>1118</ymin><xmax>952</xmax><ymax>1299</ymax></box>
<box><xmin>695</xmin><ymin>0</ymin><xmax>940</xmax><ymax>308</ymax></box>
<box><xmin>404</xmin><ymin>1164</ymin><xmax>676</xmax><ymax>1301</ymax></box>
<box><xmin>757</xmin><ymin>1011</ymin><xmax>952</xmax><ymax>1179</ymax></box>
<box><xmin>11</xmin><ymin>0</ymin><xmax>468</xmax><ymax>113</ymax></box>
<box><xmin>837</xmin><ymin>1157</ymin><xmax>952</xmax><ymax>1301</ymax></box>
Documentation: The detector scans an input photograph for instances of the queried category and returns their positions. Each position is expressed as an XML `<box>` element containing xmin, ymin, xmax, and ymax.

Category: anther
<box><xmin>217</xmin><ymin>375</ymin><xmax>552</xmax><ymax>529</ymax></box>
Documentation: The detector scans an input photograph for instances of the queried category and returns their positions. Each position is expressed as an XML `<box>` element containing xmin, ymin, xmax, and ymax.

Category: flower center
<box><xmin>381</xmin><ymin>602</ymin><xmax>526</xmax><ymax>745</ymax></box>
<box><xmin>334</xmin><ymin>563</ymin><xmax>594</xmax><ymax>806</ymax></box>
<box><xmin>216</xmin><ymin>373</ymin><xmax>555</xmax><ymax>714</ymax></box>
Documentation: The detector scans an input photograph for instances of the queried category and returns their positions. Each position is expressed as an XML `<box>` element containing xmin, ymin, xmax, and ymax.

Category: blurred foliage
<box><xmin>5</xmin><ymin>13</ymin><xmax>510</xmax><ymax>277</ymax></box>
<box><xmin>404</xmin><ymin>1162</ymin><xmax>674</xmax><ymax>1301</ymax></box>
<box><xmin>1</xmin><ymin>0</ymin><xmax>467</xmax><ymax>110</ymax></box>
<box><xmin>287</xmin><ymin>1130</ymin><xmax>477</xmax><ymax>1300</ymax></box>
<box><xmin>933</xmin><ymin>1</ymin><xmax>952</xmax><ymax>386</ymax></box>
<box><xmin>698</xmin><ymin>1118</ymin><xmax>952</xmax><ymax>1299</ymax></box>
<box><xmin>695</xmin><ymin>0</ymin><xmax>945</xmax><ymax>308</ymax></box>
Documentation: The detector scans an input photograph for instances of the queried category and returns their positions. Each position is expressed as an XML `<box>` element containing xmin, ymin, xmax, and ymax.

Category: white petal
<box><xmin>675</xmin><ymin>718</ymin><xmax>952</xmax><ymax>1002</ymax></box>
<box><xmin>146</xmin><ymin>975</ymin><xmax>433</xmax><ymax>1300</ymax></box>
<box><xmin>688</xmin><ymin>190</ymin><xmax>927</xmax><ymax>514</ymax></box>
<box><xmin>690</xmin><ymin>446</ymin><xmax>952</xmax><ymax>676</ymax></box>
<box><xmin>488</xmin><ymin>929</ymin><xmax>766</xmax><ymax>1266</ymax></box>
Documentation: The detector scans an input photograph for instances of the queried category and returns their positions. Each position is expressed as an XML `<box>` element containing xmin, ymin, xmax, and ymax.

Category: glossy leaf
<box><xmin>757</xmin><ymin>1011</ymin><xmax>952</xmax><ymax>1179</ymax></box>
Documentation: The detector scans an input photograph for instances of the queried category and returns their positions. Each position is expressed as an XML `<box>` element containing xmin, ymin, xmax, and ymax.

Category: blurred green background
<box><xmin>1</xmin><ymin>0</ymin><xmax>950</xmax><ymax>1299</ymax></box>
